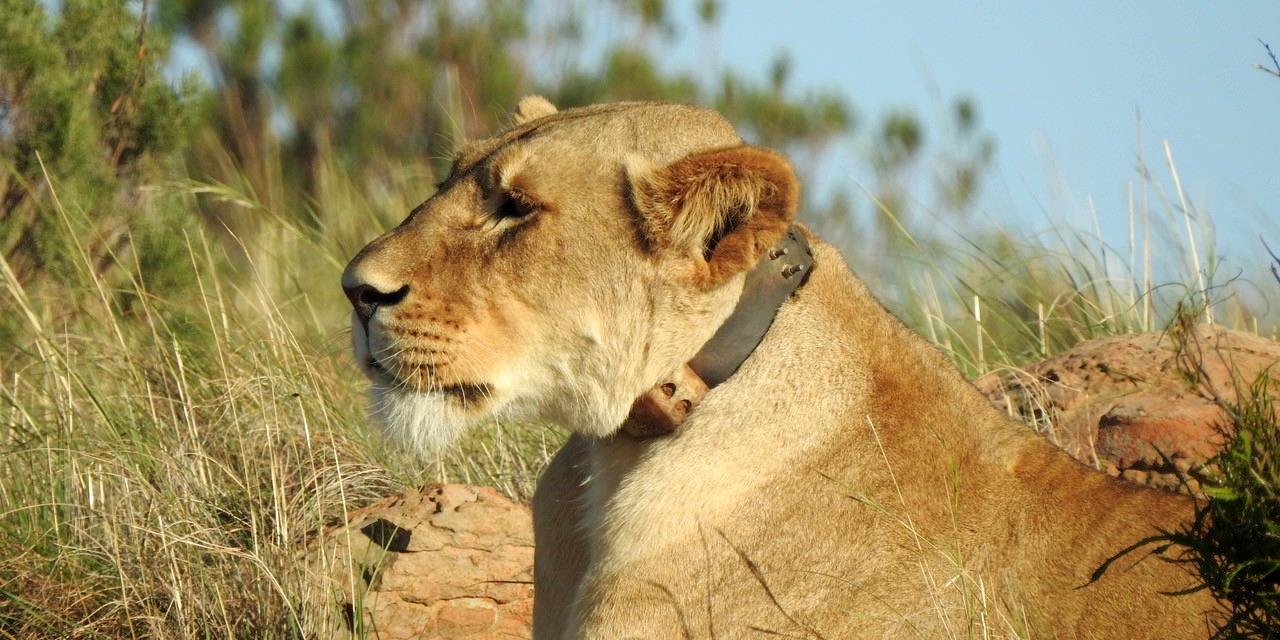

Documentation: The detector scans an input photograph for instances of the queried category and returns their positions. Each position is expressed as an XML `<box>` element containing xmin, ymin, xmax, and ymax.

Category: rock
<box><xmin>1097</xmin><ymin>396</ymin><xmax>1225</xmax><ymax>469</ymax></box>
<box><xmin>975</xmin><ymin>325</ymin><xmax>1280</xmax><ymax>494</ymax></box>
<box><xmin>302</xmin><ymin>484</ymin><xmax>535</xmax><ymax>639</ymax></box>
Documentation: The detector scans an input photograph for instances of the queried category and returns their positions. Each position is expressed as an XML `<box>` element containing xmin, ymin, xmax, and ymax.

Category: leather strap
<box><xmin>621</xmin><ymin>226</ymin><xmax>813</xmax><ymax>438</ymax></box>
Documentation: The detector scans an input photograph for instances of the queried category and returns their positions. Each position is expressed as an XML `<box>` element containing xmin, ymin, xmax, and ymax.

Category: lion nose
<box><xmin>343</xmin><ymin>282</ymin><xmax>410</xmax><ymax>323</ymax></box>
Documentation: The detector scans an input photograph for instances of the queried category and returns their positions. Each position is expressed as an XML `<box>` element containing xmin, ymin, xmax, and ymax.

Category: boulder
<box><xmin>975</xmin><ymin>325</ymin><xmax>1280</xmax><ymax>494</ymax></box>
<box><xmin>304</xmin><ymin>484</ymin><xmax>535</xmax><ymax>639</ymax></box>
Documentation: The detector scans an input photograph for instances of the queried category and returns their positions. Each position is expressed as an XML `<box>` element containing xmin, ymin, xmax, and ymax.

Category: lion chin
<box><xmin>350</xmin><ymin>313</ymin><xmax>484</xmax><ymax>453</ymax></box>
<box><xmin>367</xmin><ymin>383</ymin><xmax>479</xmax><ymax>453</ymax></box>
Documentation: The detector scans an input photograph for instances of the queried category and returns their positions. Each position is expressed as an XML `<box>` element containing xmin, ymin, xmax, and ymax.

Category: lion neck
<box><xmin>620</xmin><ymin>226</ymin><xmax>814</xmax><ymax>438</ymax></box>
<box><xmin>579</xmin><ymin>237</ymin><xmax>1041</xmax><ymax>566</ymax></box>
<box><xmin>580</xmin><ymin>239</ymin><xmax>875</xmax><ymax>556</ymax></box>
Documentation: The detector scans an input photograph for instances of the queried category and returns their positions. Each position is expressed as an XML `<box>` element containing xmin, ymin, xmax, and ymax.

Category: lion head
<box><xmin>341</xmin><ymin>97</ymin><xmax>799</xmax><ymax>451</ymax></box>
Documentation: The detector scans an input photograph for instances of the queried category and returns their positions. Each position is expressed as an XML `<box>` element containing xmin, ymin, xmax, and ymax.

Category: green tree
<box><xmin>0</xmin><ymin>0</ymin><xmax>187</xmax><ymax>286</ymax></box>
<box><xmin>5</xmin><ymin>0</ymin><xmax>995</xmax><ymax>292</ymax></box>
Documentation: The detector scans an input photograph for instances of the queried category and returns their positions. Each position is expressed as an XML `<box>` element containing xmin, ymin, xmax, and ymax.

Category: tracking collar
<box><xmin>622</xmin><ymin>225</ymin><xmax>814</xmax><ymax>438</ymax></box>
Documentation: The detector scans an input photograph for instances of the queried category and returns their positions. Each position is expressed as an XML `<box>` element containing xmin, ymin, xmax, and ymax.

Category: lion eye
<box><xmin>495</xmin><ymin>193</ymin><xmax>534</xmax><ymax>219</ymax></box>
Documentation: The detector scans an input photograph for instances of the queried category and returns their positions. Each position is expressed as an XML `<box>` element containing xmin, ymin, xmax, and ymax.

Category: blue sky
<box><xmin>169</xmin><ymin>1</ymin><xmax>1279</xmax><ymax>290</ymax></box>
<box><xmin>645</xmin><ymin>1</ymin><xmax>1279</xmax><ymax>282</ymax></box>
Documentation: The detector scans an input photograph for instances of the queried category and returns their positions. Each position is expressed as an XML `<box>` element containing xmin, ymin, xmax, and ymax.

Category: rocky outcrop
<box><xmin>304</xmin><ymin>484</ymin><xmax>535</xmax><ymax>639</ymax></box>
<box><xmin>976</xmin><ymin>325</ymin><xmax>1280</xmax><ymax>493</ymax></box>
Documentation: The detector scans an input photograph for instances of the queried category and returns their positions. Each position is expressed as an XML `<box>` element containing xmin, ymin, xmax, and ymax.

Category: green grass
<box><xmin>1190</xmin><ymin>371</ymin><xmax>1280</xmax><ymax>637</ymax></box>
<box><xmin>1090</xmin><ymin>313</ymin><xmax>1280</xmax><ymax>639</ymax></box>
<box><xmin>0</xmin><ymin>143</ymin><xmax>1275</xmax><ymax>637</ymax></box>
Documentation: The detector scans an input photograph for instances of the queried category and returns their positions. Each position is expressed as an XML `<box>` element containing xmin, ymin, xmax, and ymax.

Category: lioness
<box><xmin>342</xmin><ymin>97</ymin><xmax>1219</xmax><ymax>638</ymax></box>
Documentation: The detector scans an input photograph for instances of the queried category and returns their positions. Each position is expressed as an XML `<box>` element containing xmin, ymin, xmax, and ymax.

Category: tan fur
<box><xmin>342</xmin><ymin>98</ymin><xmax>1221</xmax><ymax>638</ymax></box>
<box><xmin>627</xmin><ymin>145</ymin><xmax>799</xmax><ymax>288</ymax></box>
<box><xmin>513</xmin><ymin>94</ymin><xmax>559</xmax><ymax>124</ymax></box>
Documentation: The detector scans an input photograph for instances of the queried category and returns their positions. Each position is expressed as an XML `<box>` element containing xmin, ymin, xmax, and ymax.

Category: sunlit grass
<box><xmin>0</xmin><ymin>157</ymin><xmax>556</xmax><ymax>638</ymax></box>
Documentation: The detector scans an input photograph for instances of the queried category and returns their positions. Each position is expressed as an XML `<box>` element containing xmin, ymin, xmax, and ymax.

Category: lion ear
<box><xmin>626</xmin><ymin>145</ymin><xmax>800</xmax><ymax>289</ymax></box>
<box><xmin>512</xmin><ymin>95</ymin><xmax>558</xmax><ymax>125</ymax></box>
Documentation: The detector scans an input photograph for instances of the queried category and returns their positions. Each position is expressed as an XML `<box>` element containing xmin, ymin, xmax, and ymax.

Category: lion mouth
<box><xmin>366</xmin><ymin>357</ymin><xmax>492</xmax><ymax>405</ymax></box>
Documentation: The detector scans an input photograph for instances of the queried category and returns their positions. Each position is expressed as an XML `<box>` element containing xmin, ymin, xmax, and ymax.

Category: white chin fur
<box><xmin>353</xmin><ymin>312</ymin><xmax>633</xmax><ymax>447</ymax></box>
<box><xmin>369</xmin><ymin>383</ymin><xmax>480</xmax><ymax>454</ymax></box>
<box><xmin>354</xmin><ymin>316</ymin><xmax>479</xmax><ymax>454</ymax></box>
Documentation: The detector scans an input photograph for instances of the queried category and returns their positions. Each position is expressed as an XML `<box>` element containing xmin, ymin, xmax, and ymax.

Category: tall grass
<box><xmin>0</xmin><ymin>136</ymin><xmax>1273</xmax><ymax>637</ymax></box>
<box><xmin>0</xmin><ymin>158</ymin><xmax>557</xmax><ymax>638</ymax></box>
<box><xmin>863</xmin><ymin>144</ymin><xmax>1271</xmax><ymax>381</ymax></box>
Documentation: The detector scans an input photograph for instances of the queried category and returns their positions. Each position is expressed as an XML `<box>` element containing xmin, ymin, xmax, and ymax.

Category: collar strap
<box><xmin>622</xmin><ymin>226</ymin><xmax>814</xmax><ymax>438</ymax></box>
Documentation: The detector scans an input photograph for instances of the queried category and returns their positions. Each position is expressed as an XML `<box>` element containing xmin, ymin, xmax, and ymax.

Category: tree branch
<box><xmin>1255</xmin><ymin>39</ymin><xmax>1280</xmax><ymax>79</ymax></box>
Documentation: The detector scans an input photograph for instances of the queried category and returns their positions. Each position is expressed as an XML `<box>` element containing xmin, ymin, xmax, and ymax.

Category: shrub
<box><xmin>0</xmin><ymin>0</ymin><xmax>188</xmax><ymax>291</ymax></box>
<box><xmin>1094</xmin><ymin>312</ymin><xmax>1280</xmax><ymax>638</ymax></box>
